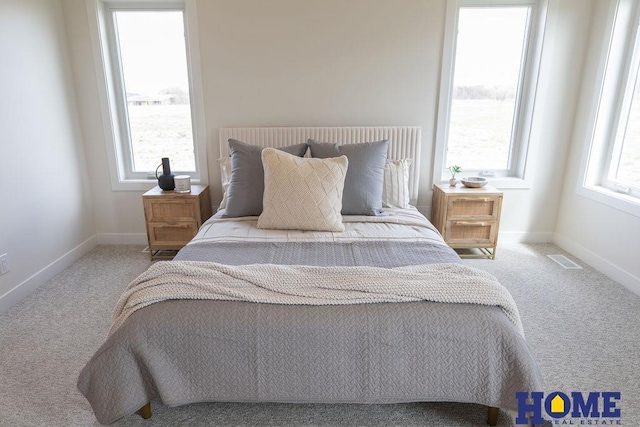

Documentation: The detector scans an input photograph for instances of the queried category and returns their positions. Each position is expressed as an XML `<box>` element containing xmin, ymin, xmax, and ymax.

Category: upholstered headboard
<box><xmin>218</xmin><ymin>127</ymin><xmax>422</xmax><ymax>204</ymax></box>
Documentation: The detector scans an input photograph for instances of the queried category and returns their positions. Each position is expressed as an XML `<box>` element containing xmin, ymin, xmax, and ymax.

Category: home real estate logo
<box><xmin>516</xmin><ymin>391</ymin><xmax>622</xmax><ymax>425</ymax></box>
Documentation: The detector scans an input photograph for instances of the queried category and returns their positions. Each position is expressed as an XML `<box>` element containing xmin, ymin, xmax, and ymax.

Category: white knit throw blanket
<box><xmin>110</xmin><ymin>261</ymin><xmax>524</xmax><ymax>337</ymax></box>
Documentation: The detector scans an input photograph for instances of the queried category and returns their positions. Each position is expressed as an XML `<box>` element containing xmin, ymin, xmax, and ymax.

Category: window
<box><xmin>87</xmin><ymin>0</ymin><xmax>206</xmax><ymax>189</ymax></box>
<box><xmin>580</xmin><ymin>0</ymin><xmax>640</xmax><ymax>214</ymax></box>
<box><xmin>434</xmin><ymin>0</ymin><xmax>546</xmax><ymax>185</ymax></box>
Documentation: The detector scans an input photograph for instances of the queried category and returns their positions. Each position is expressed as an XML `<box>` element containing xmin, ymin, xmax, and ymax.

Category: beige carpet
<box><xmin>0</xmin><ymin>244</ymin><xmax>638</xmax><ymax>426</ymax></box>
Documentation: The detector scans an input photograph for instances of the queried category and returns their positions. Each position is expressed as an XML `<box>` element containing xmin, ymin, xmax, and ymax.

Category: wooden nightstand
<box><xmin>143</xmin><ymin>185</ymin><xmax>212</xmax><ymax>260</ymax></box>
<box><xmin>431</xmin><ymin>183</ymin><xmax>503</xmax><ymax>259</ymax></box>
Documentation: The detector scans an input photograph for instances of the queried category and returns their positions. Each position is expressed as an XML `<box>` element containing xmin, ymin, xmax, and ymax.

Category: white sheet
<box><xmin>186</xmin><ymin>206</ymin><xmax>447</xmax><ymax>246</ymax></box>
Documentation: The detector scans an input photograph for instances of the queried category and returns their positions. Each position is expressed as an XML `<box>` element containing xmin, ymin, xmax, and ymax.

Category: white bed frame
<box><xmin>219</xmin><ymin>126</ymin><xmax>422</xmax><ymax>205</ymax></box>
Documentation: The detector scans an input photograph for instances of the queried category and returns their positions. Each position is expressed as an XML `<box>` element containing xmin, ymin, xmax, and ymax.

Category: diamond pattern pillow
<box><xmin>257</xmin><ymin>148</ymin><xmax>348</xmax><ymax>232</ymax></box>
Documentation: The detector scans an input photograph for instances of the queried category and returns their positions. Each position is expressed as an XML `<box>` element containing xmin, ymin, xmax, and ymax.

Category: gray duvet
<box><xmin>173</xmin><ymin>240</ymin><xmax>462</xmax><ymax>266</ymax></box>
<box><xmin>78</xmin><ymin>240</ymin><xmax>542</xmax><ymax>424</ymax></box>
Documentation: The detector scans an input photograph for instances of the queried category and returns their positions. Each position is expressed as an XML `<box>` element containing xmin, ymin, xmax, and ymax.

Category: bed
<box><xmin>77</xmin><ymin>127</ymin><xmax>542</xmax><ymax>425</ymax></box>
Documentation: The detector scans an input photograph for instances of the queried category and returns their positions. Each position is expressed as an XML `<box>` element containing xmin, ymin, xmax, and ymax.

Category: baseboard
<box><xmin>0</xmin><ymin>235</ymin><xmax>98</xmax><ymax>314</ymax></box>
<box><xmin>498</xmin><ymin>231</ymin><xmax>553</xmax><ymax>244</ymax></box>
<box><xmin>553</xmin><ymin>233</ymin><xmax>640</xmax><ymax>296</ymax></box>
<box><xmin>96</xmin><ymin>233</ymin><xmax>147</xmax><ymax>245</ymax></box>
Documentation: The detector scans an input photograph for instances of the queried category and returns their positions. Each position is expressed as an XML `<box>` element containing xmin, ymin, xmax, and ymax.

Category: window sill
<box><xmin>110</xmin><ymin>178</ymin><xmax>203</xmax><ymax>192</ymax></box>
<box><xmin>438</xmin><ymin>175</ymin><xmax>532</xmax><ymax>190</ymax></box>
<box><xmin>577</xmin><ymin>184</ymin><xmax>640</xmax><ymax>218</ymax></box>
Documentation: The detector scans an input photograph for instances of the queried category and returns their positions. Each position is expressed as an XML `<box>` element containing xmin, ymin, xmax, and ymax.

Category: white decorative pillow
<box><xmin>382</xmin><ymin>159</ymin><xmax>412</xmax><ymax>209</ymax></box>
<box><xmin>257</xmin><ymin>148</ymin><xmax>348</xmax><ymax>232</ymax></box>
<box><xmin>217</xmin><ymin>157</ymin><xmax>232</xmax><ymax>211</ymax></box>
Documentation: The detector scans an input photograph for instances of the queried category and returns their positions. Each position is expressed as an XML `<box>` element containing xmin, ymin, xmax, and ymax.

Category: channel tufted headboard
<box><xmin>218</xmin><ymin>127</ymin><xmax>422</xmax><ymax>204</ymax></box>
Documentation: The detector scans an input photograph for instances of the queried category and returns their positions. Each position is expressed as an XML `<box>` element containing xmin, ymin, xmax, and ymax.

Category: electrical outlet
<box><xmin>0</xmin><ymin>254</ymin><xmax>9</xmax><ymax>275</ymax></box>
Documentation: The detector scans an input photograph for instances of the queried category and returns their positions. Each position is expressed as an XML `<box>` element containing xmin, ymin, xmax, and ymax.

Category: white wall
<box><xmin>495</xmin><ymin>0</ymin><xmax>592</xmax><ymax>243</ymax></box>
<box><xmin>64</xmin><ymin>0</ymin><xmax>446</xmax><ymax>241</ymax></box>
<box><xmin>197</xmin><ymin>0</ymin><xmax>443</xmax><ymax>210</ymax></box>
<box><xmin>63</xmin><ymin>0</ymin><xmax>594</xmax><ymax>245</ymax></box>
<box><xmin>555</xmin><ymin>0</ymin><xmax>640</xmax><ymax>294</ymax></box>
<box><xmin>62</xmin><ymin>0</ymin><xmax>149</xmax><ymax>244</ymax></box>
<box><xmin>0</xmin><ymin>0</ymin><xmax>96</xmax><ymax>312</ymax></box>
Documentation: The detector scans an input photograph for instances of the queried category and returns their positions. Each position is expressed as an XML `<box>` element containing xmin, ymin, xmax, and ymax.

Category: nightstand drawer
<box><xmin>445</xmin><ymin>220</ymin><xmax>498</xmax><ymax>246</ymax></box>
<box><xmin>145</xmin><ymin>199</ymin><xmax>198</xmax><ymax>222</ymax></box>
<box><xmin>447</xmin><ymin>196</ymin><xmax>500</xmax><ymax>220</ymax></box>
<box><xmin>147</xmin><ymin>221</ymin><xmax>198</xmax><ymax>247</ymax></box>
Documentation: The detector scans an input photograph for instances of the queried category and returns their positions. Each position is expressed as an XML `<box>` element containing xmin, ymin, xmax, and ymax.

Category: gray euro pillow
<box><xmin>308</xmin><ymin>139</ymin><xmax>389</xmax><ymax>215</ymax></box>
<box><xmin>223</xmin><ymin>139</ymin><xmax>308</xmax><ymax>217</ymax></box>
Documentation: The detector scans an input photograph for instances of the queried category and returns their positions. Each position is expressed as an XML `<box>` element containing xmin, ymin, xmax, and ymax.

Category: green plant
<box><xmin>448</xmin><ymin>165</ymin><xmax>462</xmax><ymax>178</ymax></box>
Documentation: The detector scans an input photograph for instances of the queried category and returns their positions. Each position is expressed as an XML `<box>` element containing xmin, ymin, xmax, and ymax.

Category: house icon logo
<box><xmin>550</xmin><ymin>394</ymin><xmax>566</xmax><ymax>414</ymax></box>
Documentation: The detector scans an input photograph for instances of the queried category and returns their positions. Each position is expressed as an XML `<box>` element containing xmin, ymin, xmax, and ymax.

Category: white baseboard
<box><xmin>0</xmin><ymin>235</ymin><xmax>98</xmax><ymax>314</ymax></box>
<box><xmin>498</xmin><ymin>231</ymin><xmax>553</xmax><ymax>244</ymax></box>
<box><xmin>553</xmin><ymin>233</ymin><xmax>640</xmax><ymax>296</ymax></box>
<box><xmin>96</xmin><ymin>233</ymin><xmax>147</xmax><ymax>245</ymax></box>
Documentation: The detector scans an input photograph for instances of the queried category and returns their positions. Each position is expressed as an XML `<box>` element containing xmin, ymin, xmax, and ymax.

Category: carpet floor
<box><xmin>0</xmin><ymin>243</ymin><xmax>638</xmax><ymax>426</ymax></box>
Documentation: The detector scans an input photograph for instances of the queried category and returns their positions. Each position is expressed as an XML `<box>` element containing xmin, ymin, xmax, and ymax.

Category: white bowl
<box><xmin>461</xmin><ymin>177</ymin><xmax>488</xmax><ymax>188</ymax></box>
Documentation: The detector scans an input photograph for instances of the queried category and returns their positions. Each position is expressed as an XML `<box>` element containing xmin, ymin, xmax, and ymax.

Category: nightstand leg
<box><xmin>487</xmin><ymin>406</ymin><xmax>498</xmax><ymax>426</ymax></box>
<box><xmin>139</xmin><ymin>402</ymin><xmax>152</xmax><ymax>419</ymax></box>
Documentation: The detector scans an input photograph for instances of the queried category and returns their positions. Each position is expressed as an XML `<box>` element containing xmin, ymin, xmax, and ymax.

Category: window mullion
<box><xmin>182</xmin><ymin>9</ymin><xmax>199</xmax><ymax>178</ymax></box>
<box><xmin>606</xmin><ymin>9</ymin><xmax>640</xmax><ymax>186</ymax></box>
<box><xmin>507</xmin><ymin>6</ymin><xmax>534</xmax><ymax>176</ymax></box>
<box><xmin>105</xmin><ymin>7</ymin><xmax>138</xmax><ymax>179</ymax></box>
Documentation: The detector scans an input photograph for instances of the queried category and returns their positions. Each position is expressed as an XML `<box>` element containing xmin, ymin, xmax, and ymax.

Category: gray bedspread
<box><xmin>78</xmin><ymin>240</ymin><xmax>542</xmax><ymax>424</ymax></box>
<box><xmin>174</xmin><ymin>241</ymin><xmax>462</xmax><ymax>267</ymax></box>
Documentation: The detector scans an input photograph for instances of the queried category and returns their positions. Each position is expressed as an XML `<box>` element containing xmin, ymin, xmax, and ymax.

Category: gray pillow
<box><xmin>223</xmin><ymin>139</ymin><xmax>308</xmax><ymax>217</ymax></box>
<box><xmin>308</xmin><ymin>139</ymin><xmax>389</xmax><ymax>215</ymax></box>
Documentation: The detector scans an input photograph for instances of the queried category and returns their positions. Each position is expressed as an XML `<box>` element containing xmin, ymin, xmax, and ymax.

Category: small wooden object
<box><xmin>487</xmin><ymin>406</ymin><xmax>499</xmax><ymax>426</ymax></box>
<box><xmin>139</xmin><ymin>402</ymin><xmax>152</xmax><ymax>419</ymax></box>
<box><xmin>143</xmin><ymin>185</ymin><xmax>212</xmax><ymax>260</ymax></box>
<box><xmin>431</xmin><ymin>183</ymin><xmax>503</xmax><ymax>259</ymax></box>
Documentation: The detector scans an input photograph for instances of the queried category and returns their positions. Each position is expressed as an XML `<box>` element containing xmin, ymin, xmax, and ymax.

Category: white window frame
<box><xmin>578</xmin><ymin>0</ymin><xmax>640</xmax><ymax>217</ymax></box>
<box><xmin>602</xmin><ymin>2</ymin><xmax>640</xmax><ymax>198</ymax></box>
<box><xmin>433</xmin><ymin>0</ymin><xmax>547</xmax><ymax>189</ymax></box>
<box><xmin>85</xmin><ymin>0</ymin><xmax>207</xmax><ymax>191</ymax></box>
